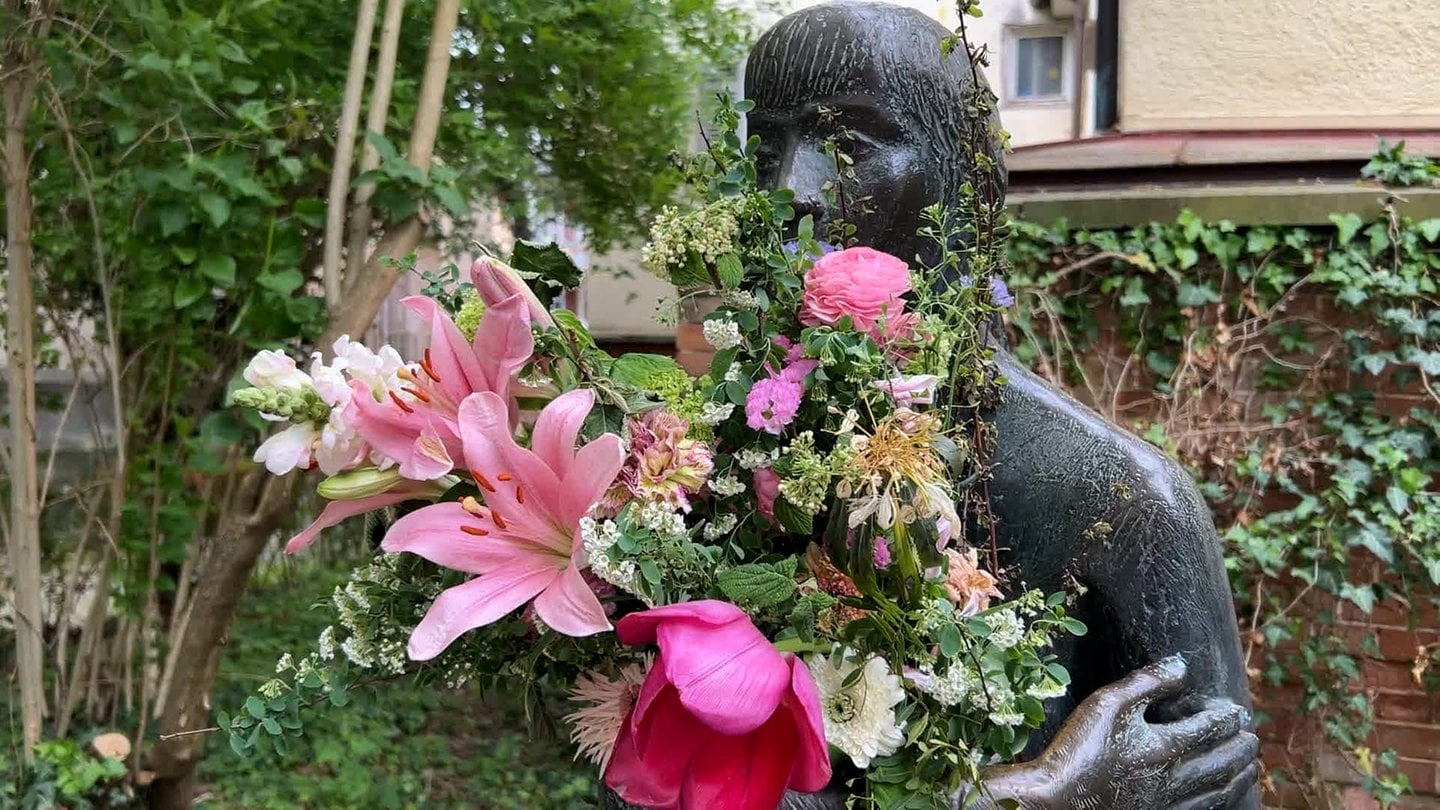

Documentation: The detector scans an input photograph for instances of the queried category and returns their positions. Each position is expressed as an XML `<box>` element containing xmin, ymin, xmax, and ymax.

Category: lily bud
<box><xmin>317</xmin><ymin>466</ymin><xmax>405</xmax><ymax>500</ymax></box>
<box><xmin>470</xmin><ymin>257</ymin><xmax>556</xmax><ymax>330</ymax></box>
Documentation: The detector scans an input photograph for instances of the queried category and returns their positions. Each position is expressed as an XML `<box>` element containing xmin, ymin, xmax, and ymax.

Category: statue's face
<box><xmin>746</xmin><ymin>39</ymin><xmax>942</xmax><ymax>262</ymax></box>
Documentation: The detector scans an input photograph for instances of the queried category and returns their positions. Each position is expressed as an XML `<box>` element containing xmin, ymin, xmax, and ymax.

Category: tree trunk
<box><xmin>322</xmin><ymin>0</ymin><xmax>379</xmax><ymax>307</ymax></box>
<box><xmin>2</xmin><ymin>0</ymin><xmax>53</xmax><ymax>760</ymax></box>
<box><xmin>147</xmin><ymin>2</ymin><xmax>460</xmax><ymax>805</ymax></box>
<box><xmin>344</xmin><ymin>0</ymin><xmax>406</xmax><ymax>280</ymax></box>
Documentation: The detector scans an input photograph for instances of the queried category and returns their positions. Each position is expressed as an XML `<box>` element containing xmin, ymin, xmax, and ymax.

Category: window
<box><xmin>1003</xmin><ymin>27</ymin><xmax>1071</xmax><ymax>105</ymax></box>
<box><xmin>1015</xmin><ymin>35</ymin><xmax>1065</xmax><ymax>99</ymax></box>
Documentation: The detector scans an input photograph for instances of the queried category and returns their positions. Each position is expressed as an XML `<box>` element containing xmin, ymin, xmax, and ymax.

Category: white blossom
<box><xmin>696</xmin><ymin>401</ymin><xmax>735</xmax><ymax>426</ymax></box>
<box><xmin>807</xmin><ymin>653</ymin><xmax>906</xmax><ymax>768</ymax></box>
<box><xmin>708</xmin><ymin>474</ymin><xmax>745</xmax><ymax>497</ymax></box>
<box><xmin>702</xmin><ymin>318</ymin><xmax>742</xmax><ymax>350</ymax></box>
<box><xmin>984</xmin><ymin>609</ymin><xmax>1025</xmax><ymax>651</ymax></box>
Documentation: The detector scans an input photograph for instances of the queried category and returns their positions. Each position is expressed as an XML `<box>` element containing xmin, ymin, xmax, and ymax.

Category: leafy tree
<box><xmin>0</xmin><ymin>0</ymin><xmax>746</xmax><ymax>803</ymax></box>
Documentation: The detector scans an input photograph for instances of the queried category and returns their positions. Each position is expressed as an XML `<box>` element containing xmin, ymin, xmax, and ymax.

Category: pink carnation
<box><xmin>599</xmin><ymin>409</ymin><xmax>713</xmax><ymax>516</ymax></box>
<box><xmin>799</xmin><ymin>246</ymin><xmax>917</xmax><ymax>344</ymax></box>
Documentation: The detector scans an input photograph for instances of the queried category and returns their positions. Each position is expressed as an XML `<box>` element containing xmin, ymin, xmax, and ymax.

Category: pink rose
<box><xmin>753</xmin><ymin>467</ymin><xmax>781</xmax><ymax>521</ymax></box>
<box><xmin>799</xmin><ymin>246</ymin><xmax>916</xmax><ymax>343</ymax></box>
<box><xmin>605</xmin><ymin>601</ymin><xmax>831</xmax><ymax>809</ymax></box>
<box><xmin>943</xmin><ymin>547</ymin><xmax>1004</xmax><ymax>617</ymax></box>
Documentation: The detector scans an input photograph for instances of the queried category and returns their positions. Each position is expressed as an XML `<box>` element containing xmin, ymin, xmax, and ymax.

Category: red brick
<box><xmin>1376</xmin><ymin>692</ymin><xmax>1439</xmax><ymax>725</ymax></box>
<box><xmin>1397</xmin><ymin>757</ymin><xmax>1439</xmax><ymax>795</ymax></box>
<box><xmin>675</xmin><ymin>322</ymin><xmax>710</xmax><ymax>352</ymax></box>
<box><xmin>1345</xmin><ymin>785</ymin><xmax>1382</xmax><ymax>810</ymax></box>
<box><xmin>1374</xmin><ymin>722</ymin><xmax>1440</xmax><ymax>759</ymax></box>
<box><xmin>1366</xmin><ymin>660</ymin><xmax>1425</xmax><ymax>693</ymax></box>
<box><xmin>1394</xmin><ymin>796</ymin><xmax>1440</xmax><ymax>810</ymax></box>
<box><xmin>674</xmin><ymin>350</ymin><xmax>712</xmax><ymax>376</ymax></box>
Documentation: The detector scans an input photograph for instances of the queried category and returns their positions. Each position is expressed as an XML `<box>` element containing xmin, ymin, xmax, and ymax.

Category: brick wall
<box><xmin>669</xmin><ymin>294</ymin><xmax>1440</xmax><ymax>808</ymax></box>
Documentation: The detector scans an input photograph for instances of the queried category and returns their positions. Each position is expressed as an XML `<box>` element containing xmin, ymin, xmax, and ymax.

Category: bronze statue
<box><xmin>745</xmin><ymin>3</ymin><xmax>1260</xmax><ymax>808</ymax></box>
<box><xmin>610</xmin><ymin>3</ymin><xmax>1260</xmax><ymax>807</ymax></box>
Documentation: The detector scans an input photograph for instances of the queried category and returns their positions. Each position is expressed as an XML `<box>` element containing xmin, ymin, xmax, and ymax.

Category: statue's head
<box><xmin>745</xmin><ymin>1</ymin><xmax>1006</xmax><ymax>264</ymax></box>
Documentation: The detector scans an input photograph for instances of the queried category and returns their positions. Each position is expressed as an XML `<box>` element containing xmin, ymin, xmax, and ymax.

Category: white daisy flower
<box><xmin>807</xmin><ymin>653</ymin><xmax>906</xmax><ymax>768</ymax></box>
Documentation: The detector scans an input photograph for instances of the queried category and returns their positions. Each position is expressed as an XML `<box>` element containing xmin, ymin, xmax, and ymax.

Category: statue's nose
<box><xmin>778</xmin><ymin>143</ymin><xmax>836</xmax><ymax>223</ymax></box>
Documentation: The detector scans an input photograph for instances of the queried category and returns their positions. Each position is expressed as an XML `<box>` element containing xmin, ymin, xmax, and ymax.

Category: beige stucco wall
<box><xmin>1120</xmin><ymin>0</ymin><xmax>1440</xmax><ymax>131</ymax></box>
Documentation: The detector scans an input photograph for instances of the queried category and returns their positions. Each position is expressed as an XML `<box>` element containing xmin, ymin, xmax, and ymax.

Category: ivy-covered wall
<box><xmin>1008</xmin><ymin>202</ymin><xmax>1439</xmax><ymax>808</ymax></box>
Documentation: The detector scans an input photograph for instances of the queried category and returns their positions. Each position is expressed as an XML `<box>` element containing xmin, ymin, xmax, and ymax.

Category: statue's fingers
<box><xmin>1106</xmin><ymin>655</ymin><xmax>1188</xmax><ymax>714</ymax></box>
<box><xmin>1167</xmin><ymin>731</ymin><xmax>1260</xmax><ymax>801</ymax></box>
<box><xmin>1150</xmin><ymin>697</ymin><xmax>1249</xmax><ymax>754</ymax></box>
<box><xmin>1169</xmin><ymin>759</ymin><xmax>1261</xmax><ymax>810</ymax></box>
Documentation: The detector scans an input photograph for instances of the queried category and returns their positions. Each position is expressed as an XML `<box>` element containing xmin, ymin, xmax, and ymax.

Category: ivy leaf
<box><xmin>1330</xmin><ymin>213</ymin><xmax>1364</xmax><ymax>245</ymax></box>
<box><xmin>1418</xmin><ymin>218</ymin><xmax>1440</xmax><ymax>242</ymax></box>
<box><xmin>1176</xmin><ymin>281</ymin><xmax>1221</xmax><ymax>307</ymax></box>
<box><xmin>717</xmin><ymin>563</ymin><xmax>796</xmax><ymax>609</ymax></box>
<box><xmin>1339</xmin><ymin>582</ymin><xmax>1376</xmax><ymax>614</ymax></box>
<box><xmin>158</xmin><ymin>204</ymin><xmax>191</xmax><ymax>237</ymax></box>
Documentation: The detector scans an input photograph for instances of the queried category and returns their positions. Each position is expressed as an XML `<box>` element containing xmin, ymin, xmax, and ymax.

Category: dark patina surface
<box><xmin>610</xmin><ymin>3</ymin><xmax>1260</xmax><ymax>807</ymax></box>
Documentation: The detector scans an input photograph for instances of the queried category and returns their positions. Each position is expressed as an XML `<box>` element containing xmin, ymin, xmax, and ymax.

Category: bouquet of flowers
<box><xmin>232</xmin><ymin>97</ymin><xmax>1083</xmax><ymax>810</ymax></box>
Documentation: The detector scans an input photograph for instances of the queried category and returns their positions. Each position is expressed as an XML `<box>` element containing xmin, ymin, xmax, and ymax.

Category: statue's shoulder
<box><xmin>991</xmin><ymin>352</ymin><xmax>1206</xmax><ymax>515</ymax></box>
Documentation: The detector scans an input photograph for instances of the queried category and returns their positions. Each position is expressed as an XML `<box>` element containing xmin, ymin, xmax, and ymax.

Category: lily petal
<box><xmin>403</xmin><ymin>295</ymin><xmax>489</xmax><ymax>402</ymax></box>
<box><xmin>470</xmin><ymin>294</ymin><xmax>534</xmax><ymax>406</ymax></box>
<box><xmin>380</xmin><ymin>501</ymin><xmax>542</xmax><ymax>574</ymax></box>
<box><xmin>529</xmin><ymin>388</ymin><xmax>591</xmax><ymax>478</ymax></box>
<box><xmin>558</xmin><ymin>433</ymin><xmax>625</xmax><ymax>528</ymax></box>
<box><xmin>407</xmin><ymin>563</ymin><xmax>560</xmax><ymax>660</ymax></box>
<box><xmin>284</xmin><ymin>488</ymin><xmax>421</xmax><ymax>554</ymax></box>
<box><xmin>531</xmin><ymin>564</ymin><xmax>611</xmax><ymax>636</ymax></box>
<box><xmin>458</xmin><ymin>392</ymin><xmax>564</xmax><ymax>531</ymax></box>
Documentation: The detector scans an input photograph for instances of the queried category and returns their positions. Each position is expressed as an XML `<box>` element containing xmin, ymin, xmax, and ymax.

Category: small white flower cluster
<box><xmin>983</xmin><ymin>609</ymin><xmax>1025</xmax><ymax>651</ymax></box>
<box><xmin>720</xmin><ymin>289</ymin><xmax>757</xmax><ymax>310</ymax></box>
<box><xmin>735</xmin><ymin>447</ymin><xmax>779</xmax><ymax>470</ymax></box>
<box><xmin>708</xmin><ymin>474</ymin><xmax>745</xmax><ymax>498</ymax></box>
<box><xmin>696</xmin><ymin>401</ymin><xmax>734</xmax><ymax>426</ymax></box>
<box><xmin>974</xmin><ymin>680</ymin><xmax>1024</xmax><ymax>727</ymax></box>
<box><xmin>1027</xmin><ymin>677</ymin><xmax>1068</xmax><ymax>700</ymax></box>
<box><xmin>580</xmin><ymin>516</ymin><xmax>641</xmax><ymax>597</ymax></box>
<box><xmin>318</xmin><ymin>626</ymin><xmax>338</xmax><ymax>662</ymax></box>
<box><xmin>723</xmin><ymin>362</ymin><xmax>742</xmax><ymax>383</ymax></box>
<box><xmin>702</xmin><ymin>513</ymin><xmax>738</xmax><ymax>541</ymax></box>
<box><xmin>640</xmin><ymin>201</ymin><xmax>740</xmax><ymax>281</ymax></box>
<box><xmin>702</xmin><ymin>318</ymin><xmax>742</xmax><ymax>350</ymax></box>
<box><xmin>638</xmin><ymin>501</ymin><xmax>687</xmax><ymax>539</ymax></box>
<box><xmin>330</xmin><ymin>556</ymin><xmax>416</xmax><ymax>674</ymax></box>
<box><xmin>912</xmin><ymin>663</ymin><xmax>979</xmax><ymax>707</ymax></box>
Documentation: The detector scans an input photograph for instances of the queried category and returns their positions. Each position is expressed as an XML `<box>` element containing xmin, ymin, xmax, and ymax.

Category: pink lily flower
<box><xmin>381</xmin><ymin>388</ymin><xmax>624</xmax><ymax>658</ymax></box>
<box><xmin>350</xmin><ymin>293</ymin><xmax>535</xmax><ymax>480</ymax></box>
<box><xmin>283</xmin><ymin>481</ymin><xmax>442</xmax><ymax>554</ymax></box>
<box><xmin>604</xmin><ymin>600</ymin><xmax>831</xmax><ymax>810</ymax></box>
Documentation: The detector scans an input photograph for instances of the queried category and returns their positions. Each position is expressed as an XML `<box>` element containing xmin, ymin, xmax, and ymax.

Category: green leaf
<box><xmin>197</xmin><ymin>190</ymin><xmax>230</xmax><ymax>224</ymax></box>
<box><xmin>256</xmin><ymin>268</ymin><xmax>305</xmax><ymax>295</ymax></box>
<box><xmin>551</xmin><ymin>309</ymin><xmax>595</xmax><ymax>348</ymax></box>
<box><xmin>1418</xmin><ymin>218</ymin><xmax>1440</xmax><ymax>241</ymax></box>
<box><xmin>1176</xmin><ymin>281</ymin><xmax>1221</xmax><ymax>307</ymax></box>
<box><xmin>243</xmin><ymin>696</ymin><xmax>266</xmax><ymax>718</ymax></box>
<box><xmin>509</xmin><ymin>240</ymin><xmax>583</xmax><ymax>307</ymax></box>
<box><xmin>717</xmin><ymin>564</ymin><xmax>796</xmax><ymax>609</ymax></box>
<box><xmin>773</xmin><ymin>497</ymin><xmax>813</xmax><ymax>535</ymax></box>
<box><xmin>1330</xmin><ymin>213</ymin><xmax>1364</xmax><ymax>245</ymax></box>
<box><xmin>937</xmin><ymin>623</ymin><xmax>962</xmax><ymax>658</ymax></box>
<box><xmin>158</xmin><ymin>204</ymin><xmax>191</xmax><ymax>237</ymax></box>
<box><xmin>611</xmin><ymin>353</ymin><xmax>684</xmax><ymax>388</ymax></box>
<box><xmin>199</xmin><ymin>254</ymin><xmax>237</xmax><ymax>286</ymax></box>
<box><xmin>715</xmin><ymin>252</ymin><xmax>744</xmax><ymax>289</ymax></box>
<box><xmin>173</xmin><ymin>275</ymin><xmax>208</xmax><ymax>308</ymax></box>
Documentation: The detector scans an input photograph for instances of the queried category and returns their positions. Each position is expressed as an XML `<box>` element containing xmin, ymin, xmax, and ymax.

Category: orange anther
<box><xmin>496</xmin><ymin>473</ymin><xmax>514</xmax><ymax>482</ymax></box>
<box><xmin>491</xmin><ymin>510</ymin><xmax>508</xmax><ymax>530</ymax></box>
<box><xmin>460</xmin><ymin>525</ymin><xmax>490</xmax><ymax>537</ymax></box>
<box><xmin>388</xmin><ymin>391</ymin><xmax>414</xmax><ymax>413</ymax></box>
<box><xmin>472</xmin><ymin>471</ymin><xmax>496</xmax><ymax>492</ymax></box>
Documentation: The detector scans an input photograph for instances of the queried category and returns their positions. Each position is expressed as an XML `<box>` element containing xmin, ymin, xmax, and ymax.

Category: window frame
<box><xmin>1003</xmin><ymin>24</ymin><xmax>1073</xmax><ymax>107</ymax></box>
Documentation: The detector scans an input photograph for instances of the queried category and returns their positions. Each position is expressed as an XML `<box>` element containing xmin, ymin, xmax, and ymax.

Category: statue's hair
<box><xmin>745</xmin><ymin>1</ymin><xmax>1007</xmax><ymax>212</ymax></box>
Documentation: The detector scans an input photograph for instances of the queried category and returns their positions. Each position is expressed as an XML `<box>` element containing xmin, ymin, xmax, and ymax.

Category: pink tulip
<box><xmin>350</xmin><ymin>293</ymin><xmax>534</xmax><ymax>480</ymax></box>
<box><xmin>381</xmin><ymin>388</ymin><xmax>624</xmax><ymax>657</ymax></box>
<box><xmin>604</xmin><ymin>600</ymin><xmax>831</xmax><ymax>810</ymax></box>
<box><xmin>471</xmin><ymin>256</ymin><xmax>557</xmax><ymax>330</ymax></box>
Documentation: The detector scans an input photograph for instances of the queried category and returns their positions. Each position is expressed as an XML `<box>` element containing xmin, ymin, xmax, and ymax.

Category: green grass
<box><xmin>199</xmin><ymin>559</ymin><xmax>599</xmax><ymax>809</ymax></box>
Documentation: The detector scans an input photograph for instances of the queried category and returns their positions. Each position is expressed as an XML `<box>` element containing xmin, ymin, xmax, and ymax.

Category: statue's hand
<box><xmin>973</xmin><ymin>656</ymin><xmax>1260</xmax><ymax>809</ymax></box>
